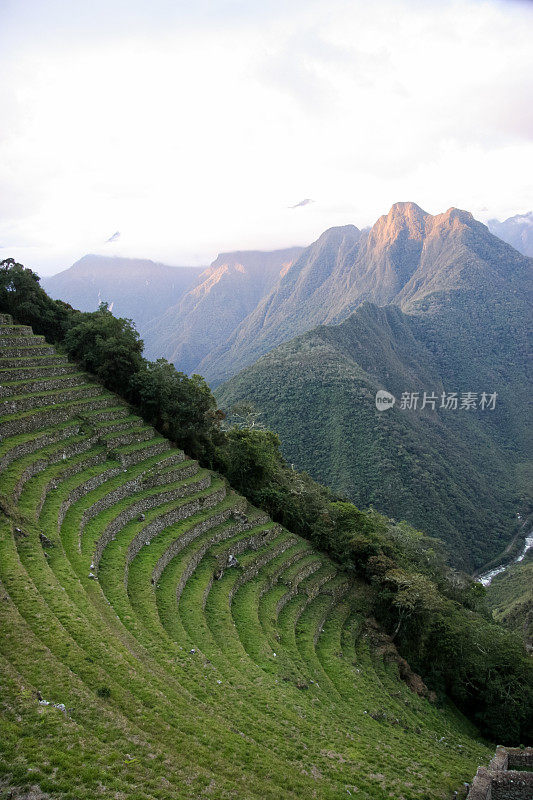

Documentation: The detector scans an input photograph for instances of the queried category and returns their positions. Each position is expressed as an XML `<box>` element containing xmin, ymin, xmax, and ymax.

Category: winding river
<box><xmin>478</xmin><ymin>530</ymin><xmax>533</xmax><ymax>586</ymax></box>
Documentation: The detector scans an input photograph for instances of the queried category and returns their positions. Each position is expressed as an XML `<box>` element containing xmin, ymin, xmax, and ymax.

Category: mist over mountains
<box><xmin>487</xmin><ymin>211</ymin><xmax>533</xmax><ymax>258</ymax></box>
<box><xmin>43</xmin><ymin>255</ymin><xmax>203</xmax><ymax>331</ymax></box>
<box><xmin>141</xmin><ymin>247</ymin><xmax>304</xmax><ymax>372</ymax></box>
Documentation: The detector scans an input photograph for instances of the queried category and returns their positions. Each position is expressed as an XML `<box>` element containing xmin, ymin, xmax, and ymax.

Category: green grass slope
<box><xmin>0</xmin><ymin>313</ymin><xmax>492</xmax><ymax>799</ymax></box>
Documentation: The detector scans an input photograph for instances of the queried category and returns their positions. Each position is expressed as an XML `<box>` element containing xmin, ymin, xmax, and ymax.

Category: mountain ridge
<box><xmin>214</xmin><ymin>208</ymin><xmax>532</xmax><ymax>567</ymax></box>
<box><xmin>202</xmin><ymin>203</ymin><xmax>532</xmax><ymax>385</ymax></box>
<box><xmin>141</xmin><ymin>246</ymin><xmax>305</xmax><ymax>371</ymax></box>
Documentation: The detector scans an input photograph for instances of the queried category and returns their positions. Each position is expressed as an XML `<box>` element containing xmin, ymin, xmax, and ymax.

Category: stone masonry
<box><xmin>466</xmin><ymin>747</ymin><xmax>533</xmax><ymax>800</ymax></box>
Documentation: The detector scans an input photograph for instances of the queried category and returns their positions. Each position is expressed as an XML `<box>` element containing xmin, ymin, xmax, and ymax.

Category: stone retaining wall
<box><xmin>491</xmin><ymin>772</ymin><xmax>533</xmax><ymax>800</ymax></box>
<box><xmin>214</xmin><ymin>526</ymin><xmax>280</xmax><ymax>570</ymax></box>
<box><xmin>257</xmin><ymin>545</ymin><xmax>304</xmax><ymax>600</ymax></box>
<box><xmin>314</xmin><ymin>597</ymin><xmax>336</xmax><ymax>647</ymax></box>
<box><xmin>141</xmin><ymin>460</ymin><xmax>196</xmax><ymax>491</ymax></box>
<box><xmin>0</xmin><ymin>345</ymin><xmax>55</xmax><ymax>358</ymax></box>
<box><xmin>0</xmin><ymin>355</ymin><xmax>68</xmax><ymax>369</ymax></box>
<box><xmin>12</xmin><ymin>435</ymin><xmax>100</xmax><ymax>502</ymax></box>
<box><xmin>228</xmin><ymin>531</ymin><xmax>290</xmax><ymax>602</ymax></box>
<box><xmin>154</xmin><ymin>509</ymin><xmax>248</xmax><ymax>593</ymax></box>
<box><xmin>0</xmin><ymin>365</ymin><xmax>74</xmax><ymax>383</ymax></box>
<box><xmin>276</xmin><ymin>560</ymin><xmax>321</xmax><ymax>615</ymax></box>
<box><xmin>283</xmin><ymin>559</ymin><xmax>321</xmax><ymax>588</ymax></box>
<box><xmin>201</xmin><ymin>526</ymin><xmax>280</xmax><ymax>608</ymax></box>
<box><xmin>83</xmin><ymin>472</ymin><xmax>212</xmax><ymax>548</ymax></box>
<box><xmin>0</xmin><ymin>333</ymin><xmax>46</xmax><ymax>346</ymax></box>
<box><xmin>123</xmin><ymin>486</ymin><xmax>227</xmax><ymax>571</ymax></box>
<box><xmin>171</xmin><ymin>519</ymin><xmax>245</xmax><ymax>602</ymax></box>
<box><xmin>467</xmin><ymin>748</ymin><xmax>533</xmax><ymax>800</ymax></box>
<box><xmin>118</xmin><ymin>440</ymin><xmax>170</xmax><ymax>467</ymax></box>
<box><xmin>56</xmin><ymin>463</ymin><xmax>123</xmax><ymax>530</ymax></box>
<box><xmin>0</xmin><ymin>423</ymin><xmax>81</xmax><ymax>471</ymax></box>
<box><xmin>47</xmin><ymin>462</ymin><xmax>123</xmax><ymax>533</ymax></box>
<box><xmin>102</xmin><ymin>428</ymin><xmax>153</xmax><ymax>449</ymax></box>
<box><xmin>79</xmin><ymin>476</ymin><xmax>146</xmax><ymax>538</ymax></box>
<box><xmin>303</xmin><ymin>568</ymin><xmax>335</xmax><ymax>598</ymax></box>
<box><xmin>0</xmin><ymin>374</ymin><xmax>85</xmax><ymax>398</ymax></box>
<box><xmin>0</xmin><ymin>397</ymin><xmax>114</xmax><ymax>437</ymax></box>
<box><xmin>0</xmin><ymin>384</ymin><xmax>101</xmax><ymax>415</ymax></box>
<box><xmin>84</xmin><ymin>406</ymin><xmax>128</xmax><ymax>423</ymax></box>
<box><xmin>506</xmin><ymin>749</ymin><xmax>533</xmax><ymax>770</ymax></box>
<box><xmin>93</xmin><ymin>418</ymin><xmax>138</xmax><ymax>435</ymax></box>
<box><xmin>313</xmin><ymin>583</ymin><xmax>350</xmax><ymax>646</ymax></box>
<box><xmin>0</xmin><ymin>324</ymin><xmax>32</xmax><ymax>336</ymax></box>
<box><xmin>91</xmin><ymin>484</ymin><xmax>228</xmax><ymax>571</ymax></box>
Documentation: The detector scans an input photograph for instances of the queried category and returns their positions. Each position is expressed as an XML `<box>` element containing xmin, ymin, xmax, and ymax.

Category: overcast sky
<box><xmin>0</xmin><ymin>0</ymin><xmax>532</xmax><ymax>276</ymax></box>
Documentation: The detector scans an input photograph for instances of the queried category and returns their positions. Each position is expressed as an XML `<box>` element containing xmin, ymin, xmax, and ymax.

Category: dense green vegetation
<box><xmin>1</xmin><ymin>257</ymin><xmax>532</xmax><ymax>751</ymax></box>
<box><xmin>216</xmin><ymin>303</ymin><xmax>527</xmax><ymax>571</ymax></box>
<box><xmin>0</xmin><ymin>258</ymin><xmax>73</xmax><ymax>341</ymax></box>
<box><xmin>485</xmin><ymin>552</ymin><xmax>533</xmax><ymax>650</ymax></box>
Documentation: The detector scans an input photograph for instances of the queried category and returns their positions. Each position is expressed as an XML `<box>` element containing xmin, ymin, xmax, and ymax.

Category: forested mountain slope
<box><xmin>216</xmin><ymin>301</ymin><xmax>529</xmax><ymax>571</ymax></box>
<box><xmin>485</xmin><ymin>553</ymin><xmax>533</xmax><ymax>650</ymax></box>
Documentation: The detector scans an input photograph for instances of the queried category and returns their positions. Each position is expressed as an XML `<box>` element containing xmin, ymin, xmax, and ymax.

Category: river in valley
<box><xmin>478</xmin><ymin>530</ymin><xmax>533</xmax><ymax>586</ymax></box>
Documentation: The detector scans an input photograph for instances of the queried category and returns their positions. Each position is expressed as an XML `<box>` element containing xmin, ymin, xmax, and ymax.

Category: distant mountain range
<box><xmin>42</xmin><ymin>255</ymin><xmax>203</xmax><ymax>332</ymax></box>
<box><xmin>42</xmin><ymin>205</ymin><xmax>532</xmax><ymax>568</ymax></box>
<box><xmin>44</xmin><ymin>249</ymin><xmax>304</xmax><ymax>366</ymax></box>
<box><xmin>201</xmin><ymin>203</ymin><xmax>532</xmax><ymax>385</ymax></box>
<box><xmin>488</xmin><ymin>211</ymin><xmax>533</xmax><ymax>257</ymax></box>
<box><xmin>215</xmin><ymin>203</ymin><xmax>533</xmax><ymax>569</ymax></box>
<box><xmin>141</xmin><ymin>247</ymin><xmax>304</xmax><ymax>372</ymax></box>
<box><xmin>44</xmin><ymin>209</ymin><xmax>532</xmax><ymax>387</ymax></box>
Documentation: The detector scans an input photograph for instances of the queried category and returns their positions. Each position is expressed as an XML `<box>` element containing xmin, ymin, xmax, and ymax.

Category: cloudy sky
<box><xmin>0</xmin><ymin>0</ymin><xmax>532</xmax><ymax>275</ymax></box>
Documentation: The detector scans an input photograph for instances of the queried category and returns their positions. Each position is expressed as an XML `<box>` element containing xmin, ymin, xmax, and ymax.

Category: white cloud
<box><xmin>0</xmin><ymin>0</ymin><xmax>531</xmax><ymax>275</ymax></box>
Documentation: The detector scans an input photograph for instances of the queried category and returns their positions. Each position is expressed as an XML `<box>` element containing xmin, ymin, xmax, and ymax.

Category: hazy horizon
<box><xmin>1</xmin><ymin>0</ymin><xmax>532</xmax><ymax>276</ymax></box>
<box><xmin>31</xmin><ymin>201</ymin><xmax>532</xmax><ymax>280</ymax></box>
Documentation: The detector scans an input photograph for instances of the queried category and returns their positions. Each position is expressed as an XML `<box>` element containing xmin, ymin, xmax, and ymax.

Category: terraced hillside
<box><xmin>0</xmin><ymin>313</ymin><xmax>492</xmax><ymax>799</ymax></box>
